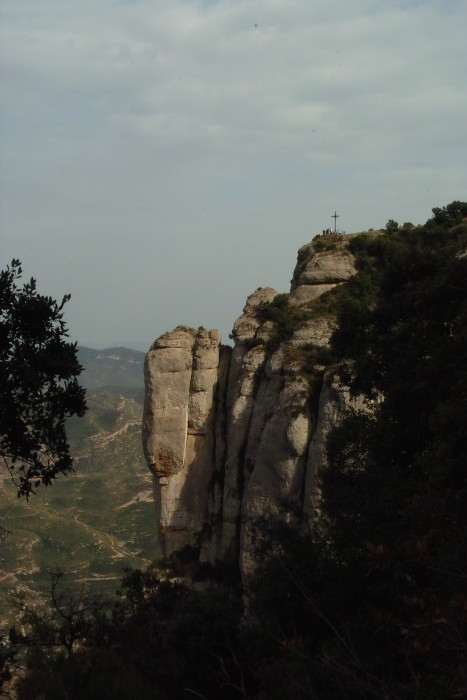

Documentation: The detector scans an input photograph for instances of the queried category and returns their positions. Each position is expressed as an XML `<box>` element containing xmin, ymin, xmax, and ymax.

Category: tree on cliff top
<box><xmin>0</xmin><ymin>259</ymin><xmax>87</xmax><ymax>498</ymax></box>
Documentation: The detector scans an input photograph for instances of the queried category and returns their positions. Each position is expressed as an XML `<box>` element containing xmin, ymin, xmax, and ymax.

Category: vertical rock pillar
<box><xmin>142</xmin><ymin>326</ymin><xmax>221</xmax><ymax>555</ymax></box>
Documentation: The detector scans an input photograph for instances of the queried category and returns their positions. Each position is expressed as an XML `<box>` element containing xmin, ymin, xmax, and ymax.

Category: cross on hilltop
<box><xmin>332</xmin><ymin>211</ymin><xmax>340</xmax><ymax>232</ymax></box>
<box><xmin>322</xmin><ymin>211</ymin><xmax>344</xmax><ymax>236</ymax></box>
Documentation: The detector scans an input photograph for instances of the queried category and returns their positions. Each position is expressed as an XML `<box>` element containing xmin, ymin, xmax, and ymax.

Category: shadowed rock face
<box><xmin>143</xmin><ymin>235</ymin><xmax>359</xmax><ymax>579</ymax></box>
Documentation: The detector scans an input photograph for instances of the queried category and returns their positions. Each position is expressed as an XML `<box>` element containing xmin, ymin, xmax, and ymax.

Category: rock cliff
<box><xmin>142</xmin><ymin>234</ymin><xmax>363</xmax><ymax>581</ymax></box>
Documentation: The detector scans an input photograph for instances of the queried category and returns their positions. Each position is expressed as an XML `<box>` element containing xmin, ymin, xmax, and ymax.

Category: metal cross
<box><xmin>332</xmin><ymin>211</ymin><xmax>340</xmax><ymax>232</ymax></box>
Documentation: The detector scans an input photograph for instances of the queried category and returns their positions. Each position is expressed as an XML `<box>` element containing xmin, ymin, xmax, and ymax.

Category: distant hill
<box><xmin>77</xmin><ymin>346</ymin><xmax>145</xmax><ymax>391</ymax></box>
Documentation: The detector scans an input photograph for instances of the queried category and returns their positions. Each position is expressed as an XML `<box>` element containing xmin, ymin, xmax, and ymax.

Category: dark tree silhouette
<box><xmin>0</xmin><ymin>259</ymin><xmax>86</xmax><ymax>498</ymax></box>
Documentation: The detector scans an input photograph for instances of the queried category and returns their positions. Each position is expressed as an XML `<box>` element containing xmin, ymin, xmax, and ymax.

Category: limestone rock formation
<box><xmin>143</xmin><ymin>234</ymin><xmax>360</xmax><ymax>580</ymax></box>
<box><xmin>142</xmin><ymin>327</ymin><xmax>225</xmax><ymax>554</ymax></box>
<box><xmin>290</xmin><ymin>236</ymin><xmax>356</xmax><ymax>305</ymax></box>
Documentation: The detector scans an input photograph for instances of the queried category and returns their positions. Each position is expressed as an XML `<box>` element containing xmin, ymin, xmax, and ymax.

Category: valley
<box><xmin>0</xmin><ymin>348</ymin><xmax>159</xmax><ymax>625</ymax></box>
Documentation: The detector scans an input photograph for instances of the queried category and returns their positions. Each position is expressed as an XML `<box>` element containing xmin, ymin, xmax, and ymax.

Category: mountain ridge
<box><xmin>77</xmin><ymin>346</ymin><xmax>145</xmax><ymax>390</ymax></box>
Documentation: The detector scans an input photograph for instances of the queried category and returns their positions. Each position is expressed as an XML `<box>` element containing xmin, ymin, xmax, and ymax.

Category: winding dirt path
<box><xmin>73</xmin><ymin>514</ymin><xmax>131</xmax><ymax>560</ymax></box>
<box><xmin>90</xmin><ymin>419</ymin><xmax>141</xmax><ymax>448</ymax></box>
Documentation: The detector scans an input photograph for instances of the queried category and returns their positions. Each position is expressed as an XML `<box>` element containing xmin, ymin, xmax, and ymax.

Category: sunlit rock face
<box><xmin>143</xmin><ymin>235</ymin><xmax>358</xmax><ymax>580</ymax></box>
<box><xmin>290</xmin><ymin>237</ymin><xmax>356</xmax><ymax>289</ymax></box>
<box><xmin>142</xmin><ymin>327</ymin><xmax>223</xmax><ymax>554</ymax></box>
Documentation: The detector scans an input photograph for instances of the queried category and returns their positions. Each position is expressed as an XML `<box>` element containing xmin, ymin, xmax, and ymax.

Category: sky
<box><xmin>1</xmin><ymin>0</ymin><xmax>466</xmax><ymax>351</ymax></box>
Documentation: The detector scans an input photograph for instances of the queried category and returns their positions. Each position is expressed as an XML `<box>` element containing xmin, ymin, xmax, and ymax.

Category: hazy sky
<box><xmin>1</xmin><ymin>0</ymin><xmax>466</xmax><ymax>351</ymax></box>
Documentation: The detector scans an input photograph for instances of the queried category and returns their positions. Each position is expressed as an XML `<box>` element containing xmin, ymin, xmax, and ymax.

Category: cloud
<box><xmin>1</xmin><ymin>0</ymin><xmax>466</xmax><ymax>347</ymax></box>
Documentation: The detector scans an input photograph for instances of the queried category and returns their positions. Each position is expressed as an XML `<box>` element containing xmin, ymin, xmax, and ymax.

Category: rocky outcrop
<box><xmin>142</xmin><ymin>327</ymin><xmax>226</xmax><ymax>554</ymax></box>
<box><xmin>143</xmin><ymin>234</ymin><xmax>360</xmax><ymax>580</ymax></box>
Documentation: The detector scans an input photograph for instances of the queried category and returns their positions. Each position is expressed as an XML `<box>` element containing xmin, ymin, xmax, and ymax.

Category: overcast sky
<box><xmin>1</xmin><ymin>0</ymin><xmax>466</xmax><ymax>351</ymax></box>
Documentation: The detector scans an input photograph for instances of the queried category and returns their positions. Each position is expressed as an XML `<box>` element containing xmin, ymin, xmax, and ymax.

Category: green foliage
<box><xmin>285</xmin><ymin>343</ymin><xmax>334</xmax><ymax>382</ymax></box>
<box><xmin>14</xmin><ymin>566</ymin><xmax>246</xmax><ymax>700</ymax></box>
<box><xmin>13</xmin><ymin>570</ymin><xmax>159</xmax><ymax>700</ymax></box>
<box><xmin>315</xmin><ymin>201</ymin><xmax>467</xmax><ymax>695</ymax></box>
<box><xmin>385</xmin><ymin>218</ymin><xmax>399</xmax><ymax>232</ymax></box>
<box><xmin>331</xmin><ymin>210</ymin><xmax>467</xmax><ymax>480</ymax></box>
<box><xmin>312</xmin><ymin>234</ymin><xmax>340</xmax><ymax>252</ymax></box>
<box><xmin>0</xmin><ymin>632</ymin><xmax>16</xmax><ymax>695</ymax></box>
<box><xmin>430</xmin><ymin>199</ymin><xmax>467</xmax><ymax>225</ymax></box>
<box><xmin>324</xmin><ymin>205</ymin><xmax>467</xmax><ymax>552</ymax></box>
<box><xmin>256</xmin><ymin>294</ymin><xmax>313</xmax><ymax>352</ymax></box>
<box><xmin>247</xmin><ymin>514</ymin><xmax>467</xmax><ymax>699</ymax></box>
<box><xmin>16</xmin><ymin>648</ymin><xmax>162</xmax><ymax>700</ymax></box>
<box><xmin>0</xmin><ymin>260</ymin><xmax>87</xmax><ymax>497</ymax></box>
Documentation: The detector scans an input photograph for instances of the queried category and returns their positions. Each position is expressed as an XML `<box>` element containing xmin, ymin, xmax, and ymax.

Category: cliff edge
<box><xmin>142</xmin><ymin>234</ymin><xmax>363</xmax><ymax>581</ymax></box>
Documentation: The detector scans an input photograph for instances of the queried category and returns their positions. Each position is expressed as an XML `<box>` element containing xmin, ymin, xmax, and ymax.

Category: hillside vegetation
<box><xmin>0</xmin><ymin>384</ymin><xmax>158</xmax><ymax>627</ymax></box>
